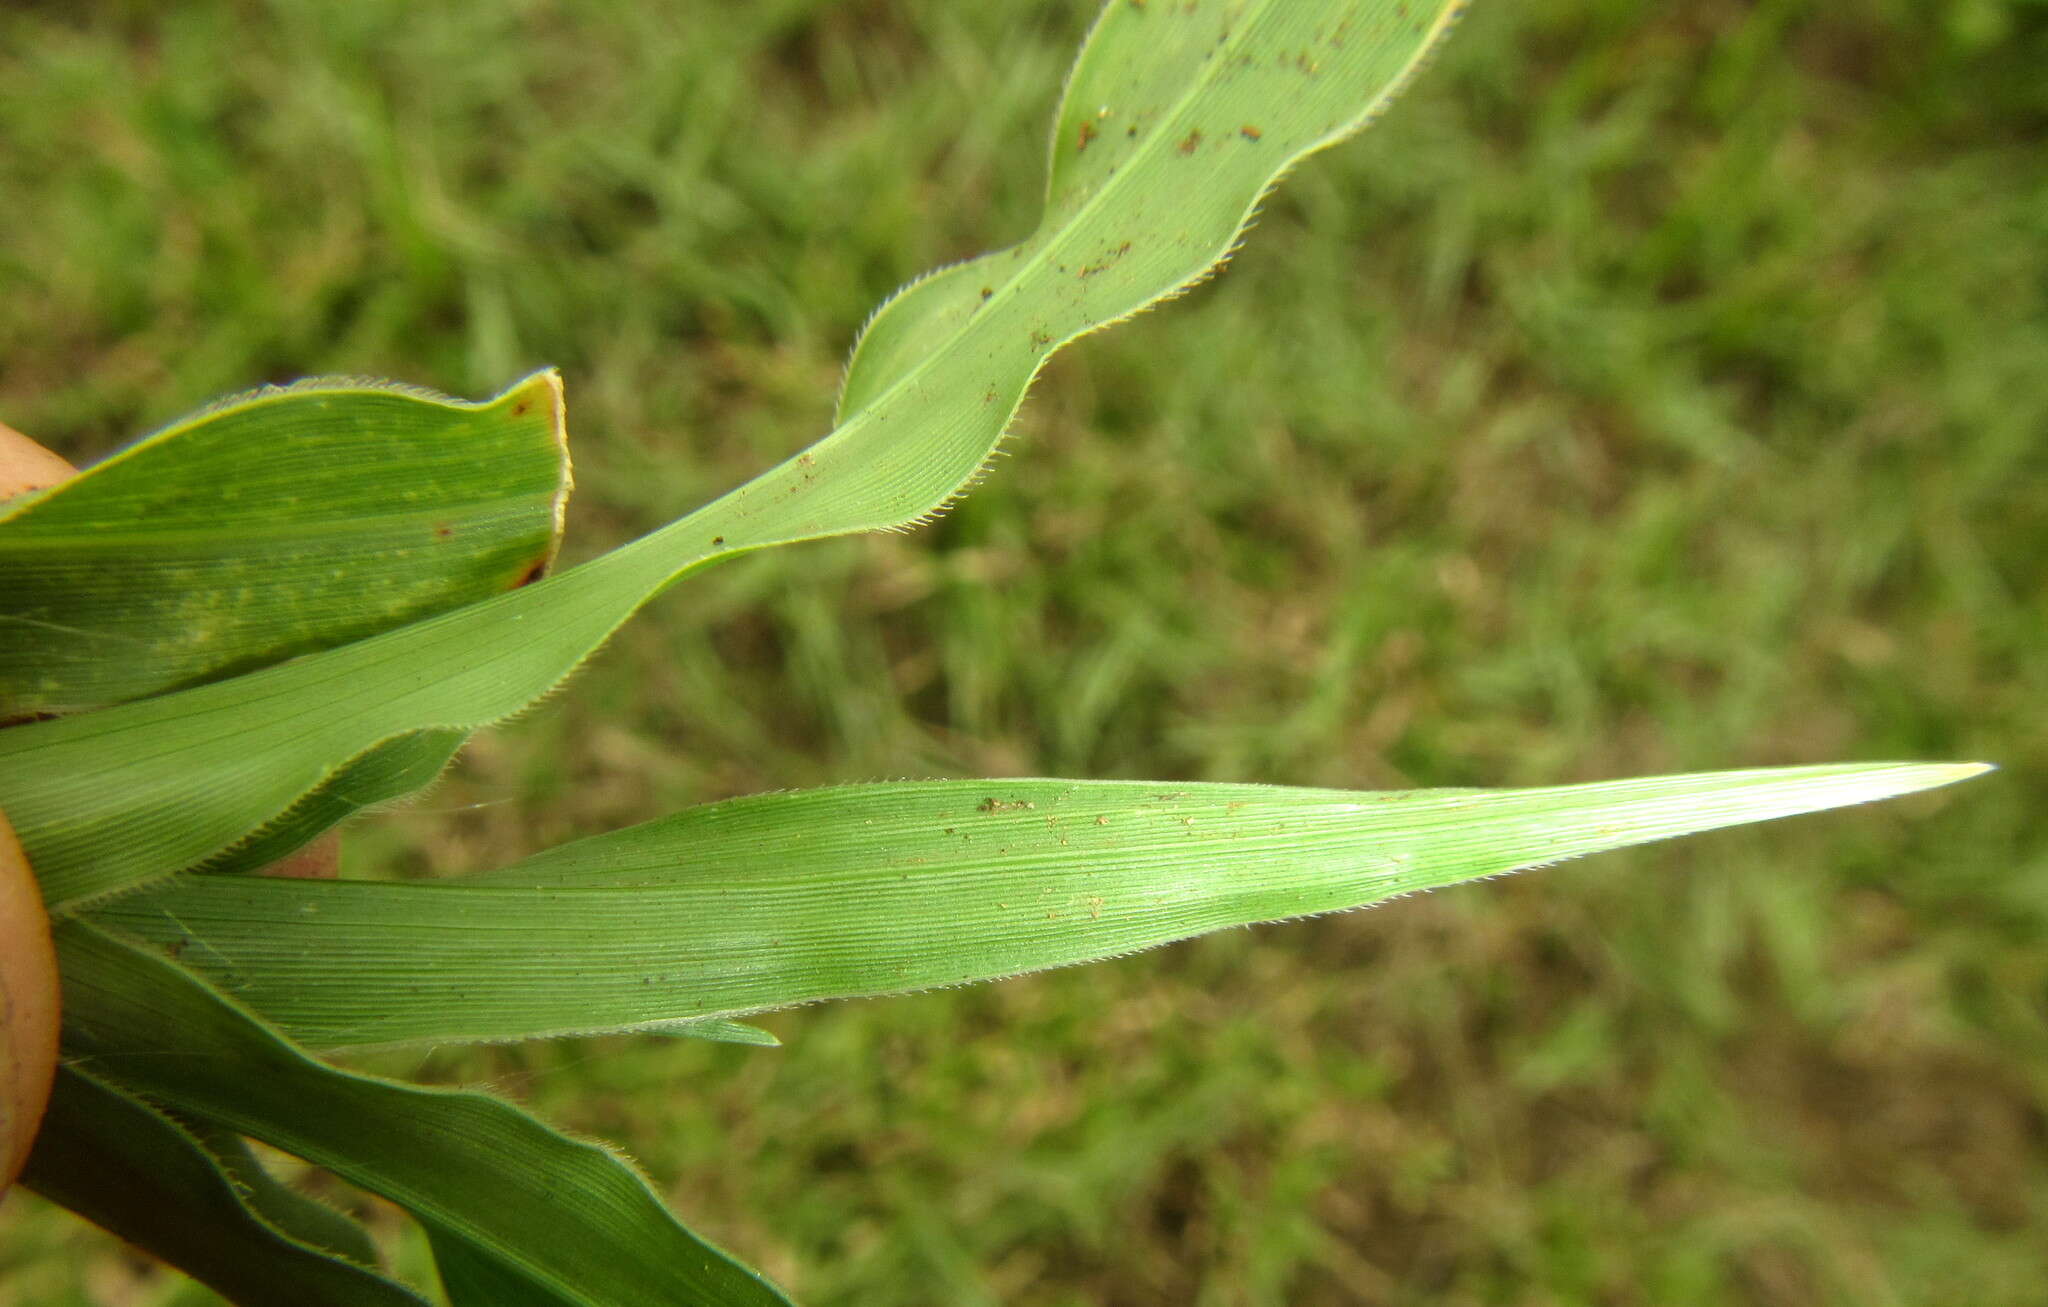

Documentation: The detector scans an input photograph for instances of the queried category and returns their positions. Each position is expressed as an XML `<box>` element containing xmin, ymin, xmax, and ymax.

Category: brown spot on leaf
<box><xmin>1178</xmin><ymin>128</ymin><xmax>1203</xmax><ymax>155</ymax></box>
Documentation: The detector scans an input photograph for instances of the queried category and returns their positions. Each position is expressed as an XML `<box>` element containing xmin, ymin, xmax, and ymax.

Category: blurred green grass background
<box><xmin>2</xmin><ymin>1</ymin><xmax>2044</xmax><ymax>1303</ymax></box>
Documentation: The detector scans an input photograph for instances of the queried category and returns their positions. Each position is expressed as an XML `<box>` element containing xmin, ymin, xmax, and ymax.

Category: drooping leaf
<box><xmin>87</xmin><ymin>764</ymin><xmax>1986</xmax><ymax>1050</ymax></box>
<box><xmin>0</xmin><ymin>372</ymin><xmax>569</xmax><ymax>718</ymax></box>
<box><xmin>20</xmin><ymin>1064</ymin><xmax>430</xmax><ymax>1307</ymax></box>
<box><xmin>0</xmin><ymin>0</ymin><xmax>1467</xmax><ymax>914</ymax></box>
<box><xmin>54</xmin><ymin>921</ymin><xmax>794</xmax><ymax>1307</ymax></box>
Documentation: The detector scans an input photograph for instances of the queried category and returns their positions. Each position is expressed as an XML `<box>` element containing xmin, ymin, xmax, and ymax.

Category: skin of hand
<box><xmin>0</xmin><ymin>421</ymin><xmax>341</xmax><ymax>1196</ymax></box>
<box><xmin>0</xmin><ymin>809</ymin><xmax>58</xmax><ymax>1195</ymax></box>
<box><xmin>0</xmin><ymin>420</ymin><xmax>66</xmax><ymax>1194</ymax></box>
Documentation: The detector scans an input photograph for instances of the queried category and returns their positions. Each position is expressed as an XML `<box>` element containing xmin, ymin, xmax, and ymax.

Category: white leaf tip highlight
<box><xmin>1864</xmin><ymin>760</ymin><xmax>1995</xmax><ymax>793</ymax></box>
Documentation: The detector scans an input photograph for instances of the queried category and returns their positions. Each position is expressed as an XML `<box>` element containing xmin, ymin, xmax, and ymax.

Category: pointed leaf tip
<box><xmin>92</xmin><ymin>763</ymin><xmax>1990</xmax><ymax>1050</ymax></box>
<box><xmin>1849</xmin><ymin>760</ymin><xmax>1995</xmax><ymax>795</ymax></box>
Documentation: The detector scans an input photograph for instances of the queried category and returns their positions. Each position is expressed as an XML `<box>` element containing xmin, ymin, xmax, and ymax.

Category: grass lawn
<box><xmin>2</xmin><ymin>1</ymin><xmax>2044</xmax><ymax>1303</ymax></box>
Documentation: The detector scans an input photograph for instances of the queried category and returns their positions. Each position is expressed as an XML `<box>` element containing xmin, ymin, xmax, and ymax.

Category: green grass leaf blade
<box><xmin>0</xmin><ymin>0</ymin><xmax>1465</xmax><ymax>914</ymax></box>
<box><xmin>197</xmin><ymin>728</ymin><xmax>468</xmax><ymax>876</ymax></box>
<box><xmin>21</xmin><ymin>1064</ymin><xmax>431</xmax><ymax>1307</ymax></box>
<box><xmin>660</xmin><ymin>1019</ymin><xmax>784</xmax><ymax>1047</ymax></box>
<box><xmin>54</xmin><ymin>921</ymin><xmax>795</xmax><ymax>1307</ymax></box>
<box><xmin>837</xmin><ymin>0</ymin><xmax>1461</xmax><ymax>421</ymax></box>
<box><xmin>0</xmin><ymin>372</ymin><xmax>569</xmax><ymax>717</ymax></box>
<box><xmin>429</xmin><ymin>1234</ymin><xmax>590</xmax><ymax>1307</ymax></box>
<box><xmin>185</xmin><ymin>1120</ymin><xmax>385</xmax><ymax>1270</ymax></box>
<box><xmin>88</xmin><ymin>764</ymin><xmax>1988</xmax><ymax>1050</ymax></box>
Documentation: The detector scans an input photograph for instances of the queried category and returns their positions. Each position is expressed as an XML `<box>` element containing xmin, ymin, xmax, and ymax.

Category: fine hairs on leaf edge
<box><xmin>3</xmin><ymin>0</ymin><xmax>1487</xmax><ymax>918</ymax></box>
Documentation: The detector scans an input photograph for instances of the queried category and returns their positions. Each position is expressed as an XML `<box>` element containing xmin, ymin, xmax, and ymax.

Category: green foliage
<box><xmin>97</xmin><ymin>767</ymin><xmax>1980</xmax><ymax>1052</ymax></box>
<box><xmin>0</xmin><ymin>0</ymin><xmax>1468</xmax><ymax>917</ymax></box>
<box><xmin>21</xmin><ymin>1066</ymin><xmax>428</xmax><ymax>1307</ymax></box>
<box><xmin>56</xmin><ymin>923</ymin><xmax>787</xmax><ymax>1306</ymax></box>
<box><xmin>0</xmin><ymin>374</ymin><xmax>568</xmax><ymax>716</ymax></box>
<box><xmin>2</xmin><ymin>1</ymin><xmax>2037</xmax><ymax>1304</ymax></box>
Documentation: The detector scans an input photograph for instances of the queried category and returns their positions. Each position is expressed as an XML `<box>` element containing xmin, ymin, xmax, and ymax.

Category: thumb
<box><xmin>1</xmin><ymin>421</ymin><xmax>70</xmax><ymax>1195</ymax></box>
<box><xmin>0</xmin><ymin>419</ymin><xmax>75</xmax><ymax>501</ymax></box>
<box><xmin>0</xmin><ymin>808</ymin><xmax>59</xmax><ymax>1195</ymax></box>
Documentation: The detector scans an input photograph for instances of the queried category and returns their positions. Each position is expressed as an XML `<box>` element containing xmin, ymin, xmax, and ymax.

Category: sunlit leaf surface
<box><xmin>92</xmin><ymin>764</ymin><xmax>1985</xmax><ymax>1049</ymax></box>
<box><xmin>0</xmin><ymin>0</ymin><xmax>1466</xmax><ymax>913</ymax></box>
